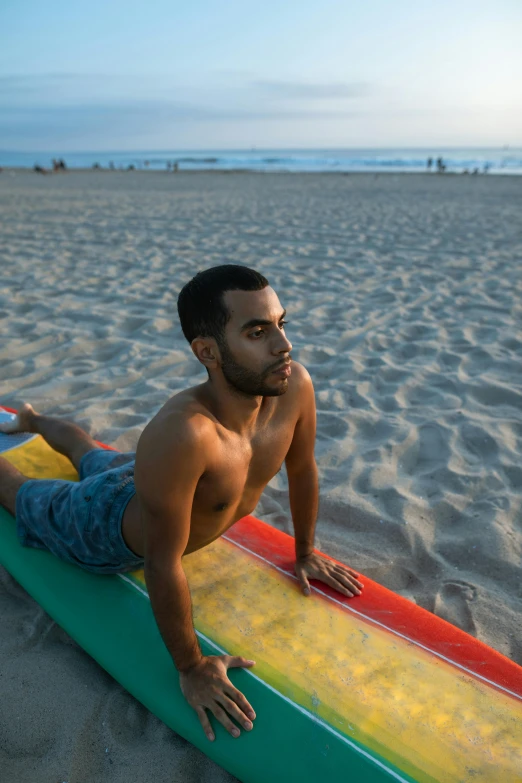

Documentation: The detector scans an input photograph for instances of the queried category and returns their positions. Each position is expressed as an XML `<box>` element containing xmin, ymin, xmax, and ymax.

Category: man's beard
<box><xmin>218</xmin><ymin>341</ymin><xmax>288</xmax><ymax>397</ymax></box>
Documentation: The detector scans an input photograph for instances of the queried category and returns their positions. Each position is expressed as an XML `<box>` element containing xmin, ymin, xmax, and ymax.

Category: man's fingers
<box><xmin>334</xmin><ymin>572</ymin><xmax>362</xmax><ymax>595</ymax></box>
<box><xmin>334</xmin><ymin>564</ymin><xmax>362</xmax><ymax>584</ymax></box>
<box><xmin>226</xmin><ymin>685</ymin><xmax>256</xmax><ymax>720</ymax></box>
<box><xmin>295</xmin><ymin>565</ymin><xmax>311</xmax><ymax>596</ymax></box>
<box><xmin>332</xmin><ymin>566</ymin><xmax>363</xmax><ymax>589</ymax></box>
<box><xmin>226</xmin><ymin>655</ymin><xmax>256</xmax><ymax>669</ymax></box>
<box><xmin>218</xmin><ymin>694</ymin><xmax>254</xmax><ymax>731</ymax></box>
<box><xmin>222</xmin><ymin>657</ymin><xmax>256</xmax><ymax>720</ymax></box>
<box><xmin>196</xmin><ymin>706</ymin><xmax>215</xmax><ymax>742</ymax></box>
<box><xmin>211</xmin><ymin>704</ymin><xmax>242</xmax><ymax>738</ymax></box>
<box><xmin>322</xmin><ymin>573</ymin><xmax>360</xmax><ymax>597</ymax></box>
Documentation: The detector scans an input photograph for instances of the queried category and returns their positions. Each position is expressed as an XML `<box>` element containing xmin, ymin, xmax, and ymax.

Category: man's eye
<box><xmin>249</xmin><ymin>321</ymin><xmax>288</xmax><ymax>338</ymax></box>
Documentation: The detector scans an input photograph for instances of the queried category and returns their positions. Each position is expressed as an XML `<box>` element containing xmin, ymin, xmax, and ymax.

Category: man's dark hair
<box><xmin>177</xmin><ymin>264</ymin><xmax>269</xmax><ymax>346</ymax></box>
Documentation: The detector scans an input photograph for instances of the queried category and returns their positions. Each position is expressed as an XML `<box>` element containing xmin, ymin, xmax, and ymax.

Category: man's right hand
<box><xmin>179</xmin><ymin>654</ymin><xmax>256</xmax><ymax>741</ymax></box>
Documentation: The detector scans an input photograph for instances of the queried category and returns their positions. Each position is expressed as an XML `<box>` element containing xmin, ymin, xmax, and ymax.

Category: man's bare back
<box><xmin>121</xmin><ymin>367</ymin><xmax>302</xmax><ymax>559</ymax></box>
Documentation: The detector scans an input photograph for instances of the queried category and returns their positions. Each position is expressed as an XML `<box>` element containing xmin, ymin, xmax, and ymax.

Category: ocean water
<box><xmin>1</xmin><ymin>148</ymin><xmax>521</xmax><ymax>175</ymax></box>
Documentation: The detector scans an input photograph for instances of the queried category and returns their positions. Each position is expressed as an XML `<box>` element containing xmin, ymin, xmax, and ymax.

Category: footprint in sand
<box><xmin>459</xmin><ymin>422</ymin><xmax>499</xmax><ymax>465</ymax></box>
<box><xmin>434</xmin><ymin>580</ymin><xmax>478</xmax><ymax>636</ymax></box>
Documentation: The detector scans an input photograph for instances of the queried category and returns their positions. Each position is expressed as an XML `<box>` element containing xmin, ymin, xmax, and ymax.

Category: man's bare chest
<box><xmin>182</xmin><ymin>433</ymin><xmax>291</xmax><ymax>554</ymax></box>
<box><xmin>195</xmin><ymin>419</ymin><xmax>295</xmax><ymax>513</ymax></box>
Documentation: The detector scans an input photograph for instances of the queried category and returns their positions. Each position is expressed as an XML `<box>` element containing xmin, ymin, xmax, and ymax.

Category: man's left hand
<box><xmin>295</xmin><ymin>552</ymin><xmax>363</xmax><ymax>598</ymax></box>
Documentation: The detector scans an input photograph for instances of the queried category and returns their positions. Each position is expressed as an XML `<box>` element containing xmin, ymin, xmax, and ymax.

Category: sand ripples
<box><xmin>0</xmin><ymin>171</ymin><xmax>521</xmax><ymax>780</ymax></box>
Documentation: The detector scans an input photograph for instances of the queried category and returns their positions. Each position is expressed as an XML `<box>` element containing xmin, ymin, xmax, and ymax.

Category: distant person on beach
<box><xmin>0</xmin><ymin>265</ymin><xmax>363</xmax><ymax>744</ymax></box>
<box><xmin>436</xmin><ymin>157</ymin><xmax>446</xmax><ymax>173</ymax></box>
<box><xmin>427</xmin><ymin>157</ymin><xmax>433</xmax><ymax>171</ymax></box>
<box><xmin>52</xmin><ymin>159</ymin><xmax>67</xmax><ymax>172</ymax></box>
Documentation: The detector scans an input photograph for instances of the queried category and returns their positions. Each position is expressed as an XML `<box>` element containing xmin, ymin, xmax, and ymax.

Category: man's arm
<box><xmin>285</xmin><ymin>365</ymin><xmax>363</xmax><ymax>598</ymax></box>
<box><xmin>135</xmin><ymin>417</ymin><xmax>206</xmax><ymax>670</ymax></box>
<box><xmin>285</xmin><ymin>365</ymin><xmax>320</xmax><ymax>559</ymax></box>
<box><xmin>134</xmin><ymin>417</ymin><xmax>256</xmax><ymax>741</ymax></box>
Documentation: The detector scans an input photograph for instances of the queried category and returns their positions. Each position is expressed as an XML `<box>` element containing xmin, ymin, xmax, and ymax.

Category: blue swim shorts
<box><xmin>15</xmin><ymin>448</ymin><xmax>144</xmax><ymax>574</ymax></box>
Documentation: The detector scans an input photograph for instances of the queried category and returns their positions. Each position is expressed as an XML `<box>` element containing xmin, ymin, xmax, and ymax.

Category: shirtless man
<box><xmin>0</xmin><ymin>264</ymin><xmax>363</xmax><ymax>743</ymax></box>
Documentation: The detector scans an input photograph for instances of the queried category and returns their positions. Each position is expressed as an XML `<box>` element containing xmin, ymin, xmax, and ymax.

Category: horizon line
<box><xmin>1</xmin><ymin>144</ymin><xmax>519</xmax><ymax>154</ymax></box>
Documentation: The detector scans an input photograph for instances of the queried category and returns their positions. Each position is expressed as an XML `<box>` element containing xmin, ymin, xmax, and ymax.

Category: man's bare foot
<box><xmin>0</xmin><ymin>403</ymin><xmax>38</xmax><ymax>434</ymax></box>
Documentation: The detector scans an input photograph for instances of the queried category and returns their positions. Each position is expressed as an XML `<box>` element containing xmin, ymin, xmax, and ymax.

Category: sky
<box><xmin>1</xmin><ymin>0</ymin><xmax>521</xmax><ymax>151</ymax></box>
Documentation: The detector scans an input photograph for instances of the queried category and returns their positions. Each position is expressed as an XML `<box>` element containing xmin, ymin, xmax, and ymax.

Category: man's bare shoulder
<box><xmin>286</xmin><ymin>361</ymin><xmax>313</xmax><ymax>405</ymax></box>
<box><xmin>289</xmin><ymin>360</ymin><xmax>312</xmax><ymax>386</ymax></box>
<box><xmin>138</xmin><ymin>385</ymin><xmax>216</xmax><ymax>455</ymax></box>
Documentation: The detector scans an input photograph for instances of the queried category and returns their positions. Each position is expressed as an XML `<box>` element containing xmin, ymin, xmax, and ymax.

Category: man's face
<box><xmin>217</xmin><ymin>287</ymin><xmax>292</xmax><ymax>397</ymax></box>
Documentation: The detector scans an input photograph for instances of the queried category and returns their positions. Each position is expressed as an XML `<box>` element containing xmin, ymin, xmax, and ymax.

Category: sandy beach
<box><xmin>1</xmin><ymin>169</ymin><xmax>521</xmax><ymax>782</ymax></box>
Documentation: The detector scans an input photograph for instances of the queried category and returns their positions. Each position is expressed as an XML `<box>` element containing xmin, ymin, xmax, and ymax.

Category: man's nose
<box><xmin>275</xmin><ymin>331</ymin><xmax>292</xmax><ymax>354</ymax></box>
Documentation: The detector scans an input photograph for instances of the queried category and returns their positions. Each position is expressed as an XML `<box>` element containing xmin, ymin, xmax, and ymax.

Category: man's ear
<box><xmin>191</xmin><ymin>337</ymin><xmax>221</xmax><ymax>369</ymax></box>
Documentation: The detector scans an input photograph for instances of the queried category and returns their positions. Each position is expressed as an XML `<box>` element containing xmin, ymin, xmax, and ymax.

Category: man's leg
<box><xmin>0</xmin><ymin>457</ymin><xmax>29</xmax><ymax>515</ymax></box>
<box><xmin>0</xmin><ymin>403</ymin><xmax>99</xmax><ymax>473</ymax></box>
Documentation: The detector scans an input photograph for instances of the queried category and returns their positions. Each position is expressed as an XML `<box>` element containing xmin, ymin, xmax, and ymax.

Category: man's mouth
<box><xmin>272</xmin><ymin>361</ymin><xmax>291</xmax><ymax>377</ymax></box>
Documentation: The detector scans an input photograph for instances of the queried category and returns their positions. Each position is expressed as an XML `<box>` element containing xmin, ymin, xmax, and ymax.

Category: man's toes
<box><xmin>0</xmin><ymin>403</ymin><xmax>36</xmax><ymax>433</ymax></box>
<box><xmin>18</xmin><ymin>403</ymin><xmax>37</xmax><ymax>427</ymax></box>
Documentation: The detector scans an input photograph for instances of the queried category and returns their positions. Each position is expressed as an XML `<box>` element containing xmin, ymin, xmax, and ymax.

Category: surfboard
<box><xmin>0</xmin><ymin>405</ymin><xmax>521</xmax><ymax>783</ymax></box>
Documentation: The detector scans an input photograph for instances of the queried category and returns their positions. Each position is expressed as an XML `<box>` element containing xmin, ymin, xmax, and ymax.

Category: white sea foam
<box><xmin>2</xmin><ymin>146</ymin><xmax>522</xmax><ymax>173</ymax></box>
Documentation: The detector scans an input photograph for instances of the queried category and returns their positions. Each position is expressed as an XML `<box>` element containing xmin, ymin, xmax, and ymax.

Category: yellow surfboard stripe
<box><xmin>131</xmin><ymin>541</ymin><xmax>522</xmax><ymax>783</ymax></box>
<box><xmin>4</xmin><ymin>436</ymin><xmax>78</xmax><ymax>481</ymax></box>
<box><xmin>4</xmin><ymin>435</ymin><xmax>522</xmax><ymax>782</ymax></box>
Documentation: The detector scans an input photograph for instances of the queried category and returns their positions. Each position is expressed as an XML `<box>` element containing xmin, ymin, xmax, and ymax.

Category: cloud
<box><xmin>0</xmin><ymin>73</ymin><xmax>367</xmax><ymax>148</ymax></box>
<box><xmin>252</xmin><ymin>80</ymin><xmax>371</xmax><ymax>100</ymax></box>
<box><xmin>0</xmin><ymin>73</ymin><xmax>372</xmax><ymax>105</ymax></box>
<box><xmin>0</xmin><ymin>73</ymin><xmax>104</xmax><ymax>92</ymax></box>
<box><xmin>0</xmin><ymin>100</ymin><xmax>360</xmax><ymax>127</ymax></box>
<box><xmin>0</xmin><ymin>99</ymin><xmax>362</xmax><ymax>148</ymax></box>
